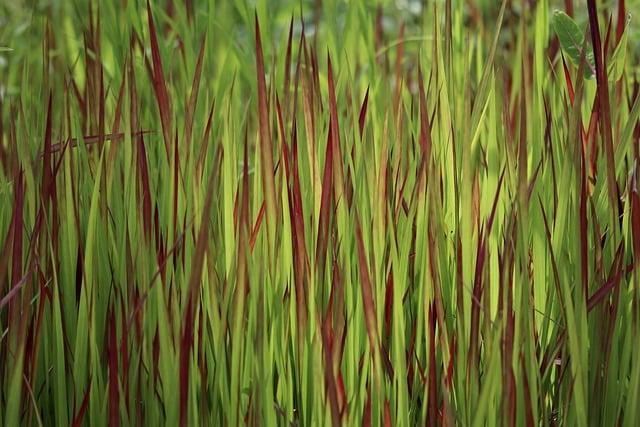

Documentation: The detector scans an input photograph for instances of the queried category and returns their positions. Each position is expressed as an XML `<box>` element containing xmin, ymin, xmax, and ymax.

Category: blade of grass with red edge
<box><xmin>27</xmin><ymin>105</ymin><xmax>66</xmax><ymax>419</ymax></box>
<box><xmin>355</xmin><ymin>218</ymin><xmax>382</xmax><ymax>383</ymax></box>
<box><xmin>260</xmin><ymin>94</ymin><xmax>286</xmax><ymax>256</ymax></box>
<box><xmin>469</xmin><ymin>169</ymin><xmax>505</xmax><ymax>371</ymax></box>
<box><xmin>520</xmin><ymin>356</ymin><xmax>535</xmax><ymax>427</ymax></box>
<box><xmin>126</xmin><ymin>229</ymin><xmax>190</xmax><ymax>331</ymax></box>
<box><xmin>3</xmin><ymin>169</ymin><xmax>26</xmax><ymax>390</ymax></box>
<box><xmin>249</xmin><ymin>202</ymin><xmax>266</xmax><ymax>252</ymax></box>
<box><xmin>417</xmin><ymin>67</ymin><xmax>433</xmax><ymax>160</ymax></box>
<box><xmin>383</xmin><ymin>271</ymin><xmax>393</xmax><ymax>343</ymax></box>
<box><xmin>587</xmin><ymin>0</ymin><xmax>618</xmax><ymax>231</ymax></box>
<box><xmin>358</xmin><ymin>85</ymin><xmax>370</xmax><ymax>138</ymax></box>
<box><xmin>10</xmin><ymin>170</ymin><xmax>24</xmax><ymax>294</ymax></box>
<box><xmin>0</xmin><ymin>270</ymin><xmax>31</xmax><ymax>310</ymax></box>
<box><xmin>128</xmin><ymin>53</ymin><xmax>152</xmax><ymax>241</ymax></box>
<box><xmin>183</xmin><ymin>35</ymin><xmax>206</xmax><ymax>151</ymax></box>
<box><xmin>322</xmin><ymin>255</ymin><xmax>339</xmax><ymax>412</ymax></box>
<box><xmin>117</xmin><ymin>292</ymin><xmax>130</xmax><ymax>414</ymax></box>
<box><xmin>327</xmin><ymin>54</ymin><xmax>345</xmax><ymax>201</ymax></box>
<box><xmin>393</xmin><ymin>23</ymin><xmax>405</xmax><ymax>110</ymax></box>
<box><xmin>316</xmin><ymin>124</ymin><xmax>334</xmax><ymax>277</ymax></box>
<box><xmin>602</xmin><ymin>16</ymin><xmax>614</xmax><ymax>63</ymax></box>
<box><xmin>329</xmin><ymin>248</ymin><xmax>347</xmax><ymax>414</ymax></box>
<box><xmin>288</xmin><ymin>121</ymin><xmax>308</xmax><ymax>329</ymax></box>
<box><xmin>427</xmin><ymin>303</ymin><xmax>438</xmax><ymax>427</ymax></box>
<box><xmin>502</xmin><ymin>229</ymin><xmax>517</xmax><ymax>427</ymax></box>
<box><xmin>383</xmin><ymin>400</ymin><xmax>391</xmax><ymax>427</ymax></box>
<box><xmin>42</xmin><ymin>93</ymin><xmax>53</xmax><ymax>206</ymax></box>
<box><xmin>579</xmin><ymin>133</ymin><xmax>589</xmax><ymax>299</ymax></box>
<box><xmin>594</xmin><ymin>241</ymin><xmax>625</xmax><ymax>417</ymax></box>
<box><xmin>343</xmin><ymin>85</ymin><xmax>367</xmax><ymax>208</ymax></box>
<box><xmin>146</xmin><ymin>0</ymin><xmax>172</xmax><ymax>159</ymax></box>
<box><xmin>283</xmin><ymin>16</ymin><xmax>294</xmax><ymax>117</ymax></box>
<box><xmin>587</xmin><ymin>243</ymin><xmax>627</xmax><ymax>311</ymax></box>
<box><xmin>229</xmin><ymin>129</ymin><xmax>252</xmax><ymax>427</ymax></box>
<box><xmin>255</xmin><ymin>14</ymin><xmax>278</xmax><ymax>257</ymax></box>
<box><xmin>179</xmin><ymin>139</ymin><xmax>218</xmax><ymax>425</ymax></box>
<box><xmin>362</xmin><ymin>387</ymin><xmax>372</xmax><ymax>427</ymax></box>
<box><xmin>71</xmin><ymin>379</ymin><xmax>92</xmax><ymax>427</ymax></box>
<box><xmin>616</xmin><ymin>0</ymin><xmax>626</xmax><ymax>42</ymax></box>
<box><xmin>179</xmin><ymin>297</ymin><xmax>195</xmax><ymax>427</ymax></box>
<box><xmin>46</xmin><ymin>131</ymin><xmax>152</xmax><ymax>155</ymax></box>
<box><xmin>322</xmin><ymin>310</ymin><xmax>341</xmax><ymax>426</ymax></box>
<box><xmin>136</xmin><ymin>134</ymin><xmax>152</xmax><ymax>241</ymax></box>
<box><xmin>107</xmin><ymin>305</ymin><xmax>120</xmax><ymax>427</ymax></box>
<box><xmin>171</xmin><ymin>130</ymin><xmax>180</xmax><ymax>252</ymax></box>
<box><xmin>196</xmin><ymin>101</ymin><xmax>216</xmax><ymax>178</ymax></box>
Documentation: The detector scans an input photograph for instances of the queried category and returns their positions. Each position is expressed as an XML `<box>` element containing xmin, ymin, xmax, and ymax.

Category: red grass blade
<box><xmin>283</xmin><ymin>16</ymin><xmax>294</xmax><ymax>116</ymax></box>
<box><xmin>393</xmin><ymin>23</ymin><xmax>405</xmax><ymax>109</ymax></box>
<box><xmin>179</xmin><ymin>125</ymin><xmax>220</xmax><ymax>427</ymax></box>
<box><xmin>107</xmin><ymin>306</ymin><xmax>120</xmax><ymax>427</ymax></box>
<box><xmin>383</xmin><ymin>399</ymin><xmax>392</xmax><ymax>427</ymax></box>
<box><xmin>146</xmin><ymin>0</ymin><xmax>172</xmax><ymax>159</ymax></box>
<box><xmin>7</xmin><ymin>171</ymin><xmax>25</xmax><ymax>332</ymax></box>
<box><xmin>137</xmin><ymin>134</ymin><xmax>152</xmax><ymax>241</ymax></box>
<box><xmin>362</xmin><ymin>387</ymin><xmax>372</xmax><ymax>427</ymax></box>
<box><xmin>383</xmin><ymin>272</ymin><xmax>393</xmax><ymax>341</ymax></box>
<box><xmin>417</xmin><ymin>67</ymin><xmax>433</xmax><ymax>160</ymax></box>
<box><xmin>249</xmin><ymin>201</ymin><xmax>266</xmax><ymax>251</ymax></box>
<box><xmin>587</xmin><ymin>243</ymin><xmax>626</xmax><ymax>311</ymax></box>
<box><xmin>196</xmin><ymin>101</ymin><xmax>216</xmax><ymax>177</ymax></box>
<box><xmin>44</xmin><ymin>130</ymin><xmax>152</xmax><ymax>155</ymax></box>
<box><xmin>0</xmin><ymin>270</ymin><xmax>31</xmax><ymax>310</ymax></box>
<box><xmin>469</xmin><ymin>169</ymin><xmax>504</xmax><ymax>370</ymax></box>
<box><xmin>427</xmin><ymin>303</ymin><xmax>438</xmax><ymax>427</ymax></box>
<box><xmin>71</xmin><ymin>379</ymin><xmax>92</xmax><ymax>427</ymax></box>
<box><xmin>179</xmin><ymin>297</ymin><xmax>194</xmax><ymax>427</ymax></box>
<box><xmin>579</xmin><ymin>135</ymin><xmax>589</xmax><ymax>299</ymax></box>
<box><xmin>316</xmin><ymin>124</ymin><xmax>333</xmax><ymax>276</ymax></box>
<box><xmin>128</xmin><ymin>53</ymin><xmax>153</xmax><ymax>241</ymax></box>
<box><xmin>587</xmin><ymin>0</ymin><xmax>618</xmax><ymax>223</ymax></box>
<box><xmin>358</xmin><ymin>85</ymin><xmax>370</xmax><ymax>138</ymax></box>
<box><xmin>184</xmin><ymin>35</ymin><xmax>206</xmax><ymax>149</ymax></box>
<box><xmin>322</xmin><ymin>314</ymin><xmax>341</xmax><ymax>426</ymax></box>
<box><xmin>327</xmin><ymin>54</ymin><xmax>345</xmax><ymax>196</ymax></box>
<box><xmin>616</xmin><ymin>0</ymin><xmax>626</xmax><ymax>42</ymax></box>
<box><xmin>287</xmin><ymin>122</ymin><xmax>309</xmax><ymax>328</ymax></box>
<box><xmin>172</xmin><ymin>131</ymin><xmax>181</xmax><ymax>244</ymax></box>
<box><xmin>42</xmin><ymin>93</ymin><xmax>53</xmax><ymax>203</ymax></box>
<box><xmin>117</xmin><ymin>294</ymin><xmax>130</xmax><ymax>411</ymax></box>
<box><xmin>355</xmin><ymin>218</ymin><xmax>380</xmax><ymax>362</ymax></box>
<box><xmin>255</xmin><ymin>13</ymin><xmax>278</xmax><ymax>252</ymax></box>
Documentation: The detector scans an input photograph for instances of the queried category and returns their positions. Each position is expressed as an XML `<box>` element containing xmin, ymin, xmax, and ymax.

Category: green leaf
<box><xmin>552</xmin><ymin>10</ymin><xmax>595</xmax><ymax>79</ymax></box>
<box><xmin>607</xmin><ymin>15</ymin><xmax>630</xmax><ymax>81</ymax></box>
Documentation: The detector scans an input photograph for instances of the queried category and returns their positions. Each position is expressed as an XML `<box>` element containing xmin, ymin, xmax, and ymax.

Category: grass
<box><xmin>1</xmin><ymin>0</ymin><xmax>640</xmax><ymax>425</ymax></box>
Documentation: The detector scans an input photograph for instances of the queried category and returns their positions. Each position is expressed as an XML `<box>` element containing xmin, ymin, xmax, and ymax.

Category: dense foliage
<box><xmin>1</xmin><ymin>0</ymin><xmax>639</xmax><ymax>425</ymax></box>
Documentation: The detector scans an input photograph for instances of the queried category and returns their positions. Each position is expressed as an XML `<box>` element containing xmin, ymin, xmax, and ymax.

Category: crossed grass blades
<box><xmin>1</xmin><ymin>0</ymin><xmax>640</xmax><ymax>425</ymax></box>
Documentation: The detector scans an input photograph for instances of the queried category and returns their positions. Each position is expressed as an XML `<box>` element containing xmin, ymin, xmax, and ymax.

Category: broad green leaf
<box><xmin>552</xmin><ymin>10</ymin><xmax>595</xmax><ymax>79</ymax></box>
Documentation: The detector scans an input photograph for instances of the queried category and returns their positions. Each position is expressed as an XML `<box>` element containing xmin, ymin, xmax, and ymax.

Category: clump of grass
<box><xmin>1</xmin><ymin>0</ymin><xmax>640</xmax><ymax>425</ymax></box>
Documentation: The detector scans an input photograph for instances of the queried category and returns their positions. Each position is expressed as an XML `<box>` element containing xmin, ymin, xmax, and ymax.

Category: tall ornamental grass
<box><xmin>1</xmin><ymin>0</ymin><xmax>640</xmax><ymax>425</ymax></box>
